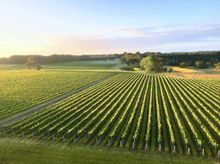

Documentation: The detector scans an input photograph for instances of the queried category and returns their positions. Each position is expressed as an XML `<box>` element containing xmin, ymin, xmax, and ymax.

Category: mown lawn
<box><xmin>0</xmin><ymin>138</ymin><xmax>217</xmax><ymax>164</ymax></box>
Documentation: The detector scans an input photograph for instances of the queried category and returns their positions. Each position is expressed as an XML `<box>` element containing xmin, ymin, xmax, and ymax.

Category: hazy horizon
<box><xmin>1</xmin><ymin>0</ymin><xmax>220</xmax><ymax>57</ymax></box>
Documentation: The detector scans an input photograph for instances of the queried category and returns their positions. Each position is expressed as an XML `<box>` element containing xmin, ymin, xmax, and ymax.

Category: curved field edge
<box><xmin>0</xmin><ymin>137</ymin><xmax>217</xmax><ymax>164</ymax></box>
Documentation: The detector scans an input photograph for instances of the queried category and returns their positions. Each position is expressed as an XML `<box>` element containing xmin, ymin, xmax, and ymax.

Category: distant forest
<box><xmin>0</xmin><ymin>54</ymin><xmax>121</xmax><ymax>64</ymax></box>
<box><xmin>121</xmin><ymin>51</ymin><xmax>220</xmax><ymax>68</ymax></box>
<box><xmin>0</xmin><ymin>51</ymin><xmax>219</xmax><ymax>67</ymax></box>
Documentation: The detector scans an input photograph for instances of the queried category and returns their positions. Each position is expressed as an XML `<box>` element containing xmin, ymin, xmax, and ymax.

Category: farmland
<box><xmin>0</xmin><ymin>70</ymin><xmax>112</xmax><ymax>119</ymax></box>
<box><xmin>44</xmin><ymin>59</ymin><xmax>124</xmax><ymax>70</ymax></box>
<box><xmin>1</xmin><ymin>1</ymin><xmax>220</xmax><ymax>163</ymax></box>
<box><xmin>1</xmin><ymin>72</ymin><xmax>219</xmax><ymax>159</ymax></box>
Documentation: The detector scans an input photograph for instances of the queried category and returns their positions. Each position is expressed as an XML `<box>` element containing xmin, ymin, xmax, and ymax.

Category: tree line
<box><xmin>0</xmin><ymin>51</ymin><xmax>219</xmax><ymax>71</ymax></box>
<box><xmin>0</xmin><ymin>54</ymin><xmax>121</xmax><ymax>64</ymax></box>
<box><xmin>121</xmin><ymin>51</ymin><xmax>220</xmax><ymax>70</ymax></box>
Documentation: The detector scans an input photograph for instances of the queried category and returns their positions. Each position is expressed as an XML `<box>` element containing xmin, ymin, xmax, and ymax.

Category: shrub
<box><xmin>195</xmin><ymin>61</ymin><xmax>206</xmax><ymax>69</ymax></box>
<box><xmin>179</xmin><ymin>62</ymin><xmax>188</xmax><ymax>68</ymax></box>
<box><xmin>214</xmin><ymin>62</ymin><xmax>220</xmax><ymax>69</ymax></box>
<box><xmin>166</xmin><ymin>67</ymin><xmax>173</xmax><ymax>73</ymax></box>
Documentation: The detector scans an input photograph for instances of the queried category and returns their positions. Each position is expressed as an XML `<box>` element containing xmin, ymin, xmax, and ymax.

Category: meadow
<box><xmin>0</xmin><ymin>59</ymin><xmax>125</xmax><ymax>71</ymax></box>
<box><xmin>43</xmin><ymin>59</ymin><xmax>125</xmax><ymax>70</ymax></box>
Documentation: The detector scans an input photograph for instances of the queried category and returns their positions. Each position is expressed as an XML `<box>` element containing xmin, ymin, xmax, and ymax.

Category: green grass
<box><xmin>0</xmin><ymin>137</ymin><xmax>217</xmax><ymax>164</ymax></box>
<box><xmin>0</xmin><ymin>64</ymin><xmax>26</xmax><ymax>71</ymax></box>
<box><xmin>43</xmin><ymin>59</ymin><xmax>124</xmax><ymax>70</ymax></box>
<box><xmin>0</xmin><ymin>59</ymin><xmax>126</xmax><ymax>71</ymax></box>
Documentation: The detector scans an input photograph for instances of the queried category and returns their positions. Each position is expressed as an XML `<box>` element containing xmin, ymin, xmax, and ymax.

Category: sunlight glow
<box><xmin>0</xmin><ymin>0</ymin><xmax>220</xmax><ymax>57</ymax></box>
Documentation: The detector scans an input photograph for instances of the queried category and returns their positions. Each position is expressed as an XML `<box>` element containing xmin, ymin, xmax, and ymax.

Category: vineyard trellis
<box><xmin>1</xmin><ymin>73</ymin><xmax>219</xmax><ymax>158</ymax></box>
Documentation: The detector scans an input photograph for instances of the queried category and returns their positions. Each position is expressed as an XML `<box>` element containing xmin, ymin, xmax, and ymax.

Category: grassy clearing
<box><xmin>0</xmin><ymin>64</ymin><xmax>25</xmax><ymax>71</ymax></box>
<box><xmin>168</xmin><ymin>67</ymin><xmax>220</xmax><ymax>79</ymax></box>
<box><xmin>0</xmin><ymin>137</ymin><xmax>217</xmax><ymax>164</ymax></box>
<box><xmin>43</xmin><ymin>59</ymin><xmax>123</xmax><ymax>70</ymax></box>
<box><xmin>0</xmin><ymin>59</ymin><xmax>125</xmax><ymax>71</ymax></box>
<box><xmin>172</xmin><ymin>67</ymin><xmax>199</xmax><ymax>73</ymax></box>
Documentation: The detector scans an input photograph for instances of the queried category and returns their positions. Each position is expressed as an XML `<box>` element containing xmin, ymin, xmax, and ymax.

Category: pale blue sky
<box><xmin>0</xmin><ymin>0</ymin><xmax>220</xmax><ymax>56</ymax></box>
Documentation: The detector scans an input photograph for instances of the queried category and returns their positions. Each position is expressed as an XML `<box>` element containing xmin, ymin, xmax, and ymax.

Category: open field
<box><xmin>0</xmin><ymin>70</ymin><xmax>112</xmax><ymax>119</ymax></box>
<box><xmin>171</xmin><ymin>67</ymin><xmax>220</xmax><ymax>79</ymax></box>
<box><xmin>0</xmin><ymin>138</ymin><xmax>216</xmax><ymax>164</ymax></box>
<box><xmin>1</xmin><ymin>73</ymin><xmax>219</xmax><ymax>158</ymax></box>
<box><xmin>181</xmin><ymin>73</ymin><xmax>220</xmax><ymax>79</ymax></box>
<box><xmin>43</xmin><ymin>59</ymin><xmax>125</xmax><ymax>70</ymax></box>
<box><xmin>0</xmin><ymin>64</ymin><xmax>26</xmax><ymax>70</ymax></box>
<box><xmin>0</xmin><ymin>59</ymin><xmax>125</xmax><ymax>71</ymax></box>
<box><xmin>172</xmin><ymin>67</ymin><xmax>199</xmax><ymax>73</ymax></box>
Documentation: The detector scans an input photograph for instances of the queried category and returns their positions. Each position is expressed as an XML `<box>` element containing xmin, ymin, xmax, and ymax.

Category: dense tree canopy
<box><xmin>194</xmin><ymin>60</ymin><xmax>207</xmax><ymax>69</ymax></box>
<box><xmin>121</xmin><ymin>51</ymin><xmax>220</xmax><ymax>68</ymax></box>
<box><xmin>121</xmin><ymin>52</ymin><xmax>142</xmax><ymax>66</ymax></box>
<box><xmin>140</xmin><ymin>56</ymin><xmax>164</xmax><ymax>72</ymax></box>
<box><xmin>0</xmin><ymin>51</ymin><xmax>219</xmax><ymax>68</ymax></box>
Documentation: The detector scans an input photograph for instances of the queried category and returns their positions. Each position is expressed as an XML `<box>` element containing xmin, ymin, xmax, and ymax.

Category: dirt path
<box><xmin>0</xmin><ymin>75</ymin><xmax>114</xmax><ymax>127</ymax></box>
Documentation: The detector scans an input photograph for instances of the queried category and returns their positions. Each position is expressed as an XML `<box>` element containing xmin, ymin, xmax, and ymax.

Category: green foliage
<box><xmin>140</xmin><ymin>56</ymin><xmax>155</xmax><ymax>72</ymax></box>
<box><xmin>195</xmin><ymin>60</ymin><xmax>207</xmax><ymax>68</ymax></box>
<box><xmin>214</xmin><ymin>62</ymin><xmax>220</xmax><ymax>69</ymax></box>
<box><xmin>120</xmin><ymin>51</ymin><xmax>220</xmax><ymax>68</ymax></box>
<box><xmin>0</xmin><ymin>71</ymin><xmax>111</xmax><ymax>119</ymax></box>
<box><xmin>179</xmin><ymin>62</ymin><xmax>189</xmax><ymax>68</ymax></box>
<box><xmin>0</xmin><ymin>54</ymin><xmax>121</xmax><ymax>64</ymax></box>
<box><xmin>5</xmin><ymin>74</ymin><xmax>220</xmax><ymax>157</ymax></box>
<box><xmin>140</xmin><ymin>56</ymin><xmax>164</xmax><ymax>72</ymax></box>
<box><xmin>166</xmin><ymin>67</ymin><xmax>173</xmax><ymax>73</ymax></box>
<box><xmin>25</xmin><ymin>57</ymin><xmax>42</xmax><ymax>70</ymax></box>
<box><xmin>121</xmin><ymin>52</ymin><xmax>142</xmax><ymax>66</ymax></box>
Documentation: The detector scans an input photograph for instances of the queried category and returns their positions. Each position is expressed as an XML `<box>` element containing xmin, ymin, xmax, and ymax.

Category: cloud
<box><xmin>44</xmin><ymin>23</ymin><xmax>220</xmax><ymax>54</ymax></box>
<box><xmin>115</xmin><ymin>23</ymin><xmax>220</xmax><ymax>40</ymax></box>
<box><xmin>2</xmin><ymin>23</ymin><xmax>219</xmax><ymax>56</ymax></box>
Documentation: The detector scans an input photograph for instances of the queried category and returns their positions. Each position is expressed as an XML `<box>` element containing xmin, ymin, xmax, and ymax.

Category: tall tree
<box><xmin>140</xmin><ymin>56</ymin><xmax>164</xmax><ymax>72</ymax></box>
<box><xmin>140</xmin><ymin>56</ymin><xmax>156</xmax><ymax>72</ymax></box>
<box><xmin>25</xmin><ymin>57</ymin><xmax>42</xmax><ymax>70</ymax></box>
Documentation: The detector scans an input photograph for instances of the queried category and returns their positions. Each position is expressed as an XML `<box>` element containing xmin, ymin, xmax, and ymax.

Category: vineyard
<box><xmin>1</xmin><ymin>73</ymin><xmax>220</xmax><ymax>158</ymax></box>
<box><xmin>0</xmin><ymin>70</ymin><xmax>111</xmax><ymax>119</ymax></box>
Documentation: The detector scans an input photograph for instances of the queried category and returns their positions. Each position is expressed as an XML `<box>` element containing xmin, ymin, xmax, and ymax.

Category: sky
<box><xmin>0</xmin><ymin>0</ymin><xmax>220</xmax><ymax>57</ymax></box>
